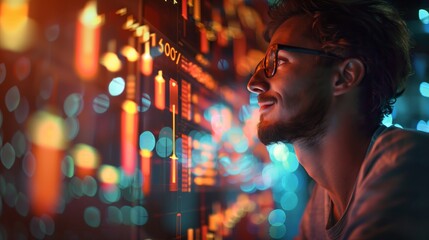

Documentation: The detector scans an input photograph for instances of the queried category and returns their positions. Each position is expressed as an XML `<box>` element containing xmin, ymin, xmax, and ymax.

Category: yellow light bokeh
<box><xmin>122</xmin><ymin>100</ymin><xmax>137</xmax><ymax>114</ymax></box>
<box><xmin>0</xmin><ymin>0</ymin><xmax>35</xmax><ymax>52</ymax></box>
<box><xmin>100</xmin><ymin>52</ymin><xmax>122</xmax><ymax>72</ymax></box>
<box><xmin>121</xmin><ymin>45</ymin><xmax>139</xmax><ymax>62</ymax></box>
<box><xmin>98</xmin><ymin>165</ymin><xmax>119</xmax><ymax>185</ymax></box>
<box><xmin>72</xmin><ymin>143</ymin><xmax>100</xmax><ymax>169</ymax></box>
<box><xmin>27</xmin><ymin>110</ymin><xmax>68</xmax><ymax>149</ymax></box>
<box><xmin>79</xmin><ymin>0</ymin><xmax>103</xmax><ymax>26</ymax></box>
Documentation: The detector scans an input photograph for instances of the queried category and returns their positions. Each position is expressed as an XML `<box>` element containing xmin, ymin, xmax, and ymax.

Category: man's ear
<box><xmin>333</xmin><ymin>58</ymin><xmax>365</xmax><ymax>96</ymax></box>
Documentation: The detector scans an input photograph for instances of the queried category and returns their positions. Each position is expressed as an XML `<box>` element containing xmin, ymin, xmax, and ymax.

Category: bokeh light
<box><xmin>98</xmin><ymin>165</ymin><xmax>120</xmax><ymax>185</ymax></box>
<box><xmin>268</xmin><ymin>209</ymin><xmax>286</xmax><ymax>226</ymax></box>
<box><xmin>156</xmin><ymin>137</ymin><xmax>173</xmax><ymax>158</ymax></box>
<box><xmin>283</xmin><ymin>152</ymin><xmax>299</xmax><ymax>173</ymax></box>
<box><xmin>61</xmin><ymin>155</ymin><xmax>74</xmax><ymax>178</ymax></box>
<box><xmin>130</xmin><ymin>206</ymin><xmax>149</xmax><ymax>226</ymax></box>
<box><xmin>107</xmin><ymin>206</ymin><xmax>123</xmax><ymax>224</ymax></box>
<box><xmin>65</xmin><ymin>117</ymin><xmax>80</xmax><ymax>140</ymax></box>
<box><xmin>84</xmin><ymin>206</ymin><xmax>101</xmax><ymax>228</ymax></box>
<box><xmin>419</xmin><ymin>9</ymin><xmax>429</xmax><ymax>24</ymax></box>
<box><xmin>14</xmin><ymin>96</ymin><xmax>29</xmax><ymax>124</ymax></box>
<box><xmin>139</xmin><ymin>131</ymin><xmax>156</xmax><ymax>151</ymax></box>
<box><xmin>100</xmin><ymin>185</ymin><xmax>121</xmax><ymax>204</ymax></box>
<box><xmin>269</xmin><ymin>225</ymin><xmax>287</xmax><ymax>239</ymax></box>
<box><xmin>71</xmin><ymin>143</ymin><xmax>100</xmax><ymax>172</ymax></box>
<box><xmin>64</xmin><ymin>93</ymin><xmax>84</xmax><ymax>117</ymax></box>
<box><xmin>5</xmin><ymin>86</ymin><xmax>20</xmax><ymax>112</ymax></box>
<box><xmin>93</xmin><ymin>94</ymin><xmax>110</xmax><ymax>113</ymax></box>
<box><xmin>11</xmin><ymin>130</ymin><xmax>26</xmax><ymax>158</ymax></box>
<box><xmin>22</xmin><ymin>151</ymin><xmax>36</xmax><ymax>177</ymax></box>
<box><xmin>140</xmin><ymin>93</ymin><xmax>151</xmax><ymax>112</ymax></box>
<box><xmin>419</xmin><ymin>82</ymin><xmax>429</xmax><ymax>97</ymax></box>
<box><xmin>108</xmin><ymin>77</ymin><xmax>125</xmax><ymax>96</ymax></box>
<box><xmin>280</xmin><ymin>192</ymin><xmax>298</xmax><ymax>211</ymax></box>
<box><xmin>82</xmin><ymin>176</ymin><xmax>98</xmax><ymax>197</ymax></box>
<box><xmin>417</xmin><ymin>120</ymin><xmax>429</xmax><ymax>132</ymax></box>
<box><xmin>1</xmin><ymin>143</ymin><xmax>16</xmax><ymax>169</ymax></box>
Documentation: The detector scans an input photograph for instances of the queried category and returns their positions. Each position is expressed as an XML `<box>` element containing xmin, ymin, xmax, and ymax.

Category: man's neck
<box><xmin>293</xmin><ymin>117</ymin><xmax>374</xmax><ymax>221</ymax></box>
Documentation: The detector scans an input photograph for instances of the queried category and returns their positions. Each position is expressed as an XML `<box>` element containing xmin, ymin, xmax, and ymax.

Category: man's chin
<box><xmin>257</xmin><ymin>122</ymin><xmax>293</xmax><ymax>145</ymax></box>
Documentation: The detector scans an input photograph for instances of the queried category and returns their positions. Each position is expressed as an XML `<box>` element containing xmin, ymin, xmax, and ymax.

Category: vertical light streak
<box><xmin>154</xmin><ymin>70</ymin><xmax>165</xmax><ymax>110</ymax></box>
<box><xmin>121</xmin><ymin>100</ymin><xmax>138</xmax><ymax>176</ymax></box>
<box><xmin>27</xmin><ymin>111</ymin><xmax>67</xmax><ymax>216</ymax></box>
<box><xmin>169</xmin><ymin>79</ymin><xmax>178</xmax><ymax>114</ymax></box>
<box><xmin>75</xmin><ymin>0</ymin><xmax>102</xmax><ymax>81</ymax></box>
<box><xmin>140</xmin><ymin>149</ymin><xmax>152</xmax><ymax>195</ymax></box>
<box><xmin>170</xmin><ymin>105</ymin><xmax>178</xmax><ymax>191</ymax></box>
<box><xmin>193</xmin><ymin>0</ymin><xmax>201</xmax><ymax>22</ymax></box>
<box><xmin>182</xmin><ymin>0</ymin><xmax>188</xmax><ymax>20</ymax></box>
<box><xmin>176</xmin><ymin>212</ymin><xmax>182</xmax><ymax>239</ymax></box>
<box><xmin>202</xmin><ymin>225</ymin><xmax>208</xmax><ymax>240</ymax></box>
<box><xmin>200</xmin><ymin>27</ymin><xmax>209</xmax><ymax>54</ymax></box>
<box><xmin>141</xmin><ymin>41</ymin><xmax>153</xmax><ymax>76</ymax></box>
<box><xmin>187</xmin><ymin>228</ymin><xmax>194</xmax><ymax>240</ymax></box>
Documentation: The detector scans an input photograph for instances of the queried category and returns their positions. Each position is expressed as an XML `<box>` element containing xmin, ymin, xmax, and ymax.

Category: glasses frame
<box><xmin>255</xmin><ymin>44</ymin><xmax>343</xmax><ymax>78</ymax></box>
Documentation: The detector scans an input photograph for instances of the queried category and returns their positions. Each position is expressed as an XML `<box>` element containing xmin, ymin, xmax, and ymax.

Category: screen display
<box><xmin>14</xmin><ymin>0</ymin><xmax>429</xmax><ymax>239</ymax></box>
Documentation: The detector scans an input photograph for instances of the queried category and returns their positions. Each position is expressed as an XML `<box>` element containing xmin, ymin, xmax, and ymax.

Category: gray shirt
<box><xmin>297</xmin><ymin>126</ymin><xmax>429</xmax><ymax>240</ymax></box>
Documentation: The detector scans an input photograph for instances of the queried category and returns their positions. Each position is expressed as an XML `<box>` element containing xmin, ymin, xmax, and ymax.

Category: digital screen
<box><xmin>1</xmin><ymin>0</ymin><xmax>428</xmax><ymax>239</ymax></box>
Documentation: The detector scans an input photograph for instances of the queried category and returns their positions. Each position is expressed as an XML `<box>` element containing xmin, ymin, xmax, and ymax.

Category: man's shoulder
<box><xmin>369</xmin><ymin>126</ymin><xmax>429</xmax><ymax>165</ymax></box>
<box><xmin>347</xmin><ymin>127</ymin><xmax>429</xmax><ymax>239</ymax></box>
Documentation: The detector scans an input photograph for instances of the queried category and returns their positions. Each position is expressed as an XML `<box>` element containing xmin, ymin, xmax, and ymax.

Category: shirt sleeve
<box><xmin>342</xmin><ymin>129</ymin><xmax>429</xmax><ymax>240</ymax></box>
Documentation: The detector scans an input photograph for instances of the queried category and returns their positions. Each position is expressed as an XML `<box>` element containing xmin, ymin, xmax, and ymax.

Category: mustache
<box><xmin>257</xmin><ymin>94</ymin><xmax>277</xmax><ymax>103</ymax></box>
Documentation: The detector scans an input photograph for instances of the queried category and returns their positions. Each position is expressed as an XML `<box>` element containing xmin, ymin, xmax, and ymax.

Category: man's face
<box><xmin>247</xmin><ymin>15</ymin><xmax>336</xmax><ymax>145</ymax></box>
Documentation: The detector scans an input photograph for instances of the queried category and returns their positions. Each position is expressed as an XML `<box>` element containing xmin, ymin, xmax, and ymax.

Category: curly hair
<box><xmin>265</xmin><ymin>0</ymin><xmax>412</xmax><ymax>127</ymax></box>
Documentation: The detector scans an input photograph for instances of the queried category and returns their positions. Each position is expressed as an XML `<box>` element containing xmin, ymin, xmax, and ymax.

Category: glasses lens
<box><xmin>265</xmin><ymin>45</ymin><xmax>277</xmax><ymax>78</ymax></box>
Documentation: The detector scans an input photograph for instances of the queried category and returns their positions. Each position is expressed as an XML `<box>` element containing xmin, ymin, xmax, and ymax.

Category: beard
<box><xmin>257</xmin><ymin>91</ymin><xmax>331</xmax><ymax>146</ymax></box>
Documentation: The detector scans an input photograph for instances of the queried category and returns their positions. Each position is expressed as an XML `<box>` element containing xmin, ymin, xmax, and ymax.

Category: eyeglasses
<box><xmin>254</xmin><ymin>44</ymin><xmax>343</xmax><ymax>78</ymax></box>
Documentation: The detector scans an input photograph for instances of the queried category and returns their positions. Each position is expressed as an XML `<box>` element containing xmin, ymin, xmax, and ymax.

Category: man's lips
<box><xmin>258</xmin><ymin>98</ymin><xmax>276</xmax><ymax>114</ymax></box>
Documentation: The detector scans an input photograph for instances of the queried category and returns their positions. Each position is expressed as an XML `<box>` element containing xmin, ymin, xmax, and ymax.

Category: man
<box><xmin>247</xmin><ymin>0</ymin><xmax>429</xmax><ymax>239</ymax></box>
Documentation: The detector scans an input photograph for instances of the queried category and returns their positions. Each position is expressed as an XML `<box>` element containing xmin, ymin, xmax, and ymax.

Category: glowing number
<box><xmin>158</xmin><ymin>38</ymin><xmax>182</xmax><ymax>65</ymax></box>
<box><xmin>170</xmin><ymin>48</ymin><xmax>177</xmax><ymax>62</ymax></box>
<box><xmin>176</xmin><ymin>53</ymin><xmax>181</xmax><ymax>65</ymax></box>
<box><xmin>158</xmin><ymin>38</ymin><xmax>164</xmax><ymax>52</ymax></box>
<box><xmin>150</xmin><ymin>33</ymin><xmax>156</xmax><ymax>47</ymax></box>
<box><xmin>165</xmin><ymin>43</ymin><xmax>170</xmax><ymax>57</ymax></box>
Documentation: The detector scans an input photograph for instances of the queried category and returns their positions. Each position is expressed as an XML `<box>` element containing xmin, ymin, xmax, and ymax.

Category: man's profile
<box><xmin>248</xmin><ymin>0</ymin><xmax>429</xmax><ymax>239</ymax></box>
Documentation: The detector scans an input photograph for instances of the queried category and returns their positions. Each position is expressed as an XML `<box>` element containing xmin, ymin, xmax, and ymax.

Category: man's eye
<box><xmin>277</xmin><ymin>59</ymin><xmax>288</xmax><ymax>66</ymax></box>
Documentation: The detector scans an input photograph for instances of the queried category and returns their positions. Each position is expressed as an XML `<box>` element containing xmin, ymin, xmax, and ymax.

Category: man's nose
<box><xmin>247</xmin><ymin>62</ymin><xmax>268</xmax><ymax>94</ymax></box>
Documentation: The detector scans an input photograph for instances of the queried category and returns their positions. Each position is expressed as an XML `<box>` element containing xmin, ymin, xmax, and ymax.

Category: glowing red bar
<box><xmin>141</xmin><ymin>42</ymin><xmax>153</xmax><ymax>76</ymax></box>
<box><xmin>154</xmin><ymin>70</ymin><xmax>165</xmax><ymax>110</ymax></box>
<box><xmin>31</xmin><ymin>145</ymin><xmax>63</xmax><ymax>216</ymax></box>
<box><xmin>200</xmin><ymin>27</ymin><xmax>209</xmax><ymax>54</ymax></box>
<box><xmin>74</xmin><ymin>2</ymin><xmax>100</xmax><ymax>81</ymax></box>
<box><xmin>121</xmin><ymin>100</ymin><xmax>138</xmax><ymax>176</ymax></box>
<box><xmin>140</xmin><ymin>150</ymin><xmax>152</xmax><ymax>195</ymax></box>
<box><xmin>182</xmin><ymin>0</ymin><xmax>188</xmax><ymax>20</ymax></box>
